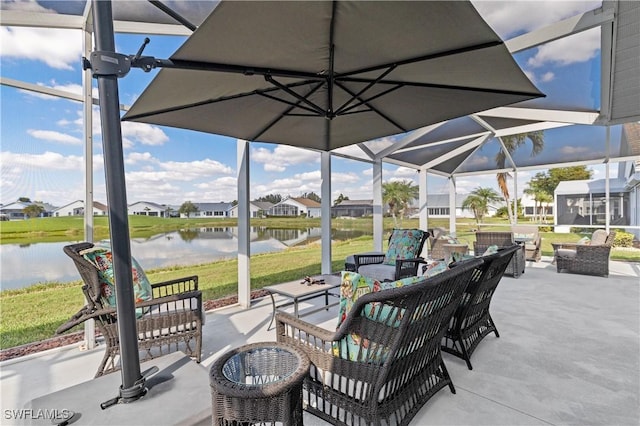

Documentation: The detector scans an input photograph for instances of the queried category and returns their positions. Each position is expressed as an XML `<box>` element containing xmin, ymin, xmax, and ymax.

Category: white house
<box><xmin>228</xmin><ymin>201</ymin><xmax>273</xmax><ymax>218</ymax></box>
<box><xmin>128</xmin><ymin>201</ymin><xmax>174</xmax><ymax>217</ymax></box>
<box><xmin>269</xmin><ymin>197</ymin><xmax>321</xmax><ymax>218</ymax></box>
<box><xmin>187</xmin><ymin>202</ymin><xmax>232</xmax><ymax>218</ymax></box>
<box><xmin>54</xmin><ymin>200</ymin><xmax>108</xmax><ymax>217</ymax></box>
<box><xmin>520</xmin><ymin>193</ymin><xmax>553</xmax><ymax>222</ymax></box>
<box><xmin>0</xmin><ymin>200</ymin><xmax>56</xmax><ymax>219</ymax></box>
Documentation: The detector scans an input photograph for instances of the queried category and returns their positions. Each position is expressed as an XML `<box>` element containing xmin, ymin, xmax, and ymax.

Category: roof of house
<box><xmin>555</xmin><ymin>178</ymin><xmax>628</xmax><ymax>194</ymax></box>
<box><xmin>252</xmin><ymin>201</ymin><xmax>274</xmax><ymax>210</ymax></box>
<box><xmin>286</xmin><ymin>197</ymin><xmax>321</xmax><ymax>208</ymax></box>
<box><xmin>333</xmin><ymin>199</ymin><xmax>373</xmax><ymax>207</ymax></box>
<box><xmin>194</xmin><ymin>202</ymin><xmax>233</xmax><ymax>211</ymax></box>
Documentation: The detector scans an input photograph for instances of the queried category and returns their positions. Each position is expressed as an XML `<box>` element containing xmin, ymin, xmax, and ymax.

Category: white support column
<box><xmin>419</xmin><ymin>169</ymin><xmax>428</xmax><ymax>231</ymax></box>
<box><xmin>82</xmin><ymin>25</ymin><xmax>95</xmax><ymax>350</ymax></box>
<box><xmin>321</xmin><ymin>151</ymin><xmax>332</xmax><ymax>274</ymax></box>
<box><xmin>513</xmin><ymin>171</ymin><xmax>518</xmax><ymax>224</ymax></box>
<box><xmin>237</xmin><ymin>140</ymin><xmax>251</xmax><ymax>308</ymax></box>
<box><xmin>605</xmin><ymin>126</ymin><xmax>611</xmax><ymax>232</ymax></box>
<box><xmin>372</xmin><ymin>160</ymin><xmax>384</xmax><ymax>252</ymax></box>
<box><xmin>449</xmin><ymin>176</ymin><xmax>456</xmax><ymax>235</ymax></box>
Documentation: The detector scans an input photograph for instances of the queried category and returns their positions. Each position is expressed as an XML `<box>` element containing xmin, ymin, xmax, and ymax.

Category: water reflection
<box><xmin>0</xmin><ymin>227</ymin><xmax>365</xmax><ymax>290</ymax></box>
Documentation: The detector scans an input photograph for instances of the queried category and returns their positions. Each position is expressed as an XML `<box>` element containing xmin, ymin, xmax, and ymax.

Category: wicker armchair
<box><xmin>276</xmin><ymin>257</ymin><xmax>483</xmax><ymax>426</ymax></box>
<box><xmin>347</xmin><ymin>229</ymin><xmax>429</xmax><ymax>281</ymax></box>
<box><xmin>511</xmin><ymin>225</ymin><xmax>542</xmax><ymax>262</ymax></box>
<box><xmin>555</xmin><ymin>230</ymin><xmax>616</xmax><ymax>277</ymax></box>
<box><xmin>442</xmin><ymin>245</ymin><xmax>520</xmax><ymax>370</ymax></box>
<box><xmin>474</xmin><ymin>231</ymin><xmax>525</xmax><ymax>278</ymax></box>
<box><xmin>57</xmin><ymin>242</ymin><xmax>203</xmax><ymax>377</ymax></box>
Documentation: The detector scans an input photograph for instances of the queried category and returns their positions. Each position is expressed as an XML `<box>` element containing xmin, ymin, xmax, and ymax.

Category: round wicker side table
<box><xmin>210</xmin><ymin>341</ymin><xmax>310</xmax><ymax>426</ymax></box>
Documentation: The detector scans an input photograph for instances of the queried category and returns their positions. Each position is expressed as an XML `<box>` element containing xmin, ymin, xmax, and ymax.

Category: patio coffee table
<box><xmin>264</xmin><ymin>274</ymin><xmax>341</xmax><ymax>330</ymax></box>
<box><xmin>210</xmin><ymin>341</ymin><xmax>310</xmax><ymax>425</ymax></box>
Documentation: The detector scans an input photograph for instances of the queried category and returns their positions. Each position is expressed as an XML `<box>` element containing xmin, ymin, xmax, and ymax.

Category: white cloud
<box><xmin>1</xmin><ymin>151</ymin><xmax>84</xmax><ymax>171</ymax></box>
<box><xmin>541</xmin><ymin>71</ymin><xmax>555</xmax><ymax>82</ymax></box>
<box><xmin>471</xmin><ymin>1</ymin><xmax>602</xmax><ymax>40</ymax></box>
<box><xmin>160</xmin><ymin>159</ymin><xmax>233</xmax><ymax>176</ymax></box>
<box><xmin>252</xmin><ymin>145</ymin><xmax>319</xmax><ymax>171</ymax></box>
<box><xmin>126</xmin><ymin>152</ymin><xmax>156</xmax><ymax>165</ymax></box>
<box><xmin>0</xmin><ymin>27</ymin><xmax>82</xmax><ymax>70</ymax></box>
<box><xmin>560</xmin><ymin>146</ymin><xmax>591</xmax><ymax>155</ymax></box>
<box><xmin>121</xmin><ymin>122</ymin><xmax>169</xmax><ymax>146</ymax></box>
<box><xmin>527</xmin><ymin>28</ymin><xmax>600</xmax><ymax>68</ymax></box>
<box><xmin>27</xmin><ymin>129</ymin><xmax>82</xmax><ymax>145</ymax></box>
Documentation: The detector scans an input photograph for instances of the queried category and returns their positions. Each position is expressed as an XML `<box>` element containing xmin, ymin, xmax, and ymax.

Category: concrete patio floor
<box><xmin>1</xmin><ymin>257</ymin><xmax>639</xmax><ymax>425</ymax></box>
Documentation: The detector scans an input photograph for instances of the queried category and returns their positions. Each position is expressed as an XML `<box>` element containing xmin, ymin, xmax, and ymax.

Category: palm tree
<box><xmin>382</xmin><ymin>180</ymin><xmax>418</xmax><ymax>227</ymax></box>
<box><xmin>462</xmin><ymin>187</ymin><xmax>502</xmax><ymax>229</ymax></box>
<box><xmin>495</xmin><ymin>131</ymin><xmax>544</xmax><ymax>223</ymax></box>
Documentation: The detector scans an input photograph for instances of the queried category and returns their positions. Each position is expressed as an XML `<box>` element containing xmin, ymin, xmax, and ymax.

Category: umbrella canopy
<box><xmin>124</xmin><ymin>0</ymin><xmax>543</xmax><ymax>150</ymax></box>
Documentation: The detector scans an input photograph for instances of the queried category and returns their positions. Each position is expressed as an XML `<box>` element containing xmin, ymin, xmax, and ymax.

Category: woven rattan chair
<box><xmin>555</xmin><ymin>230</ymin><xmax>616</xmax><ymax>277</ymax></box>
<box><xmin>347</xmin><ymin>229</ymin><xmax>429</xmax><ymax>281</ymax></box>
<box><xmin>57</xmin><ymin>242</ymin><xmax>203</xmax><ymax>377</ymax></box>
<box><xmin>511</xmin><ymin>225</ymin><xmax>542</xmax><ymax>262</ymax></box>
<box><xmin>442</xmin><ymin>245</ymin><xmax>520</xmax><ymax>370</ymax></box>
<box><xmin>276</xmin><ymin>257</ymin><xmax>483</xmax><ymax>426</ymax></box>
<box><xmin>474</xmin><ymin>231</ymin><xmax>525</xmax><ymax>278</ymax></box>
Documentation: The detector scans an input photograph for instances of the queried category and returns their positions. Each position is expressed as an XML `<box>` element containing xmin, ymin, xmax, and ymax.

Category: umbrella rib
<box><xmin>337</xmin><ymin>83</ymin><xmax>404</xmax><ymax>116</ymax></box>
<box><xmin>265</xmin><ymin>75</ymin><xmax>326</xmax><ymax>116</ymax></box>
<box><xmin>258</xmin><ymin>92</ymin><xmax>322</xmax><ymax>115</ymax></box>
<box><xmin>334</xmin><ymin>65</ymin><xmax>397</xmax><ymax>116</ymax></box>
<box><xmin>123</xmin><ymin>81</ymin><xmax>315</xmax><ymax>121</ymax></box>
<box><xmin>250</xmin><ymin>82</ymin><xmax>325</xmax><ymax>141</ymax></box>
<box><xmin>340</xmin><ymin>77</ymin><xmax>543</xmax><ymax>98</ymax></box>
<box><xmin>339</xmin><ymin>40</ymin><xmax>503</xmax><ymax>78</ymax></box>
<box><xmin>335</xmin><ymin>81</ymin><xmax>407</xmax><ymax>133</ymax></box>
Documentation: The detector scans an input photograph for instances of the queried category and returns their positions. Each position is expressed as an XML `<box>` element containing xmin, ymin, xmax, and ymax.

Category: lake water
<box><xmin>0</xmin><ymin>227</ymin><xmax>366</xmax><ymax>291</ymax></box>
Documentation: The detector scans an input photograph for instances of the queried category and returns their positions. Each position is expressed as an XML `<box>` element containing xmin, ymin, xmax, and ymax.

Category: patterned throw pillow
<box><xmin>81</xmin><ymin>246</ymin><xmax>153</xmax><ymax>318</ymax></box>
<box><xmin>421</xmin><ymin>260</ymin><xmax>449</xmax><ymax>277</ymax></box>
<box><xmin>482</xmin><ymin>245</ymin><xmax>499</xmax><ymax>256</ymax></box>
<box><xmin>333</xmin><ymin>271</ymin><xmax>423</xmax><ymax>362</ymax></box>
<box><xmin>383</xmin><ymin>229</ymin><xmax>425</xmax><ymax>266</ymax></box>
<box><xmin>577</xmin><ymin>236</ymin><xmax>591</xmax><ymax>245</ymax></box>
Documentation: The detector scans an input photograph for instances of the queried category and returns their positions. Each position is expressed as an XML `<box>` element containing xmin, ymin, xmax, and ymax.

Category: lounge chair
<box><xmin>57</xmin><ymin>242</ymin><xmax>203</xmax><ymax>377</ymax></box>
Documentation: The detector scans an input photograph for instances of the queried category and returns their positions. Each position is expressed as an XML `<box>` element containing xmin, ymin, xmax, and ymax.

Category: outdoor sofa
<box><xmin>442</xmin><ymin>244</ymin><xmax>520</xmax><ymax>370</ymax></box>
<box><xmin>276</xmin><ymin>257</ymin><xmax>483</xmax><ymax>426</ymax></box>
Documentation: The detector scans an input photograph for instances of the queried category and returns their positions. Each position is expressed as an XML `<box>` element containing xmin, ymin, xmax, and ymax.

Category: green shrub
<box><xmin>613</xmin><ymin>231</ymin><xmax>634</xmax><ymax>248</ymax></box>
<box><xmin>539</xmin><ymin>226</ymin><xmax>553</xmax><ymax>232</ymax></box>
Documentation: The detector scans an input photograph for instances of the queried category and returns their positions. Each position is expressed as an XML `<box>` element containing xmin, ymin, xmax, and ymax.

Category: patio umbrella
<box><xmin>123</xmin><ymin>0</ymin><xmax>544</xmax><ymax>149</ymax></box>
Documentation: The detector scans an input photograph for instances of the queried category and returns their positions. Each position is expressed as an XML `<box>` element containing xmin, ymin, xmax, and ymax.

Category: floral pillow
<box><xmin>383</xmin><ymin>229</ymin><xmax>425</xmax><ymax>266</ymax></box>
<box><xmin>332</xmin><ymin>271</ymin><xmax>424</xmax><ymax>362</ymax></box>
<box><xmin>482</xmin><ymin>245</ymin><xmax>499</xmax><ymax>256</ymax></box>
<box><xmin>421</xmin><ymin>260</ymin><xmax>449</xmax><ymax>277</ymax></box>
<box><xmin>81</xmin><ymin>246</ymin><xmax>153</xmax><ymax>318</ymax></box>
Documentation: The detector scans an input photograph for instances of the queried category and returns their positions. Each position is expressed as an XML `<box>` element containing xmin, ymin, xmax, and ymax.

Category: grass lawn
<box><xmin>1</xmin><ymin>216</ymin><xmax>638</xmax><ymax>349</ymax></box>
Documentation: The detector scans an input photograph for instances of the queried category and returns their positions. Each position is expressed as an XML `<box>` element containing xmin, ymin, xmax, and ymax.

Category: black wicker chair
<box><xmin>276</xmin><ymin>257</ymin><xmax>483</xmax><ymax>426</ymax></box>
<box><xmin>57</xmin><ymin>242</ymin><xmax>203</xmax><ymax>377</ymax></box>
<box><xmin>442</xmin><ymin>245</ymin><xmax>520</xmax><ymax>370</ymax></box>
<box><xmin>474</xmin><ymin>231</ymin><xmax>525</xmax><ymax>278</ymax></box>
<box><xmin>346</xmin><ymin>229</ymin><xmax>429</xmax><ymax>281</ymax></box>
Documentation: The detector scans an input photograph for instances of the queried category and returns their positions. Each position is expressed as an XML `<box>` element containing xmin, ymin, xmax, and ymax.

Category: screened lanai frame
<box><xmin>1</xmin><ymin>0</ymin><xmax>639</xmax><ymax>333</ymax></box>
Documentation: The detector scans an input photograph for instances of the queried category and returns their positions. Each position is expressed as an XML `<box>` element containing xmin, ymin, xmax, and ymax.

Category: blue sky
<box><xmin>1</xmin><ymin>0</ymin><xmax>612</xmax><ymax>207</ymax></box>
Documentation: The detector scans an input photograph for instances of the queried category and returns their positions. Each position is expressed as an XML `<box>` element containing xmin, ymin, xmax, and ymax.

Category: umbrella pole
<box><xmin>92</xmin><ymin>0</ymin><xmax>145</xmax><ymax>405</ymax></box>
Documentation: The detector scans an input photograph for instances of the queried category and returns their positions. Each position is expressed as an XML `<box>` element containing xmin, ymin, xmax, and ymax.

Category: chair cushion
<box><xmin>557</xmin><ymin>248</ymin><xmax>577</xmax><ymax>258</ymax></box>
<box><xmin>383</xmin><ymin>229</ymin><xmax>424</xmax><ymax>266</ymax></box>
<box><xmin>590</xmin><ymin>230</ymin><xmax>607</xmax><ymax>245</ymax></box>
<box><xmin>81</xmin><ymin>246</ymin><xmax>153</xmax><ymax>318</ymax></box>
<box><xmin>482</xmin><ymin>245</ymin><xmax>499</xmax><ymax>256</ymax></box>
<box><xmin>357</xmin><ymin>263</ymin><xmax>396</xmax><ymax>282</ymax></box>
<box><xmin>333</xmin><ymin>271</ymin><xmax>424</xmax><ymax>362</ymax></box>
